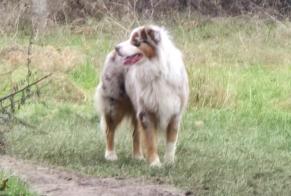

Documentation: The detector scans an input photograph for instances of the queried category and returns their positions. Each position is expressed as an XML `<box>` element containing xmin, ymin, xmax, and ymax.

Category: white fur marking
<box><xmin>105</xmin><ymin>150</ymin><xmax>118</xmax><ymax>161</ymax></box>
<box><xmin>164</xmin><ymin>142</ymin><xmax>176</xmax><ymax>164</ymax></box>
<box><xmin>150</xmin><ymin>156</ymin><xmax>161</xmax><ymax>167</ymax></box>
<box><xmin>133</xmin><ymin>154</ymin><xmax>145</xmax><ymax>160</ymax></box>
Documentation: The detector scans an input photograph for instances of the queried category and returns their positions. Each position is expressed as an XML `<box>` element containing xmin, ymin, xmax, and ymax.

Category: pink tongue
<box><xmin>124</xmin><ymin>54</ymin><xmax>143</xmax><ymax>65</ymax></box>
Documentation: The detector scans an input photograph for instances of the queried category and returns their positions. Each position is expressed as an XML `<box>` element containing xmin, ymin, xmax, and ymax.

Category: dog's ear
<box><xmin>146</xmin><ymin>28</ymin><xmax>160</xmax><ymax>44</ymax></box>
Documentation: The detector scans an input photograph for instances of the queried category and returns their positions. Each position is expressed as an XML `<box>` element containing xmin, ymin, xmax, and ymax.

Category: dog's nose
<box><xmin>115</xmin><ymin>46</ymin><xmax>120</xmax><ymax>53</ymax></box>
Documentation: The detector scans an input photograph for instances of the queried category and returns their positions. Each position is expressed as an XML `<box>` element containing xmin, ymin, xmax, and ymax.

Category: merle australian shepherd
<box><xmin>95</xmin><ymin>25</ymin><xmax>189</xmax><ymax>167</ymax></box>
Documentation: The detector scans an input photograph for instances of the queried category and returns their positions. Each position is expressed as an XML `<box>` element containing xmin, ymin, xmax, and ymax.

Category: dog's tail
<box><xmin>94</xmin><ymin>83</ymin><xmax>107</xmax><ymax>134</ymax></box>
<box><xmin>94</xmin><ymin>82</ymin><xmax>104</xmax><ymax>116</ymax></box>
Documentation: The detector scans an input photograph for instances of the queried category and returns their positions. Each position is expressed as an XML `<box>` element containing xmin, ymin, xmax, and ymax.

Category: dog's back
<box><xmin>95</xmin><ymin>51</ymin><xmax>131</xmax><ymax>117</ymax></box>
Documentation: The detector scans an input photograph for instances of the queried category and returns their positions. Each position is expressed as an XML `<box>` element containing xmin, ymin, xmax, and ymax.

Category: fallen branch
<box><xmin>0</xmin><ymin>73</ymin><xmax>52</xmax><ymax>103</ymax></box>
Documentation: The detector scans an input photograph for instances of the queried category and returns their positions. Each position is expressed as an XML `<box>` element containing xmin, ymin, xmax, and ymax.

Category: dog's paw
<box><xmin>164</xmin><ymin>154</ymin><xmax>175</xmax><ymax>164</ymax></box>
<box><xmin>150</xmin><ymin>157</ymin><xmax>162</xmax><ymax>167</ymax></box>
<box><xmin>133</xmin><ymin>154</ymin><xmax>145</xmax><ymax>161</ymax></box>
<box><xmin>105</xmin><ymin>150</ymin><xmax>118</xmax><ymax>161</ymax></box>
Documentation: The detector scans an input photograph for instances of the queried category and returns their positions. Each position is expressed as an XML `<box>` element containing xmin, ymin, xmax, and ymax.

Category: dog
<box><xmin>115</xmin><ymin>25</ymin><xmax>189</xmax><ymax>166</ymax></box>
<box><xmin>94</xmin><ymin>51</ymin><xmax>143</xmax><ymax>161</ymax></box>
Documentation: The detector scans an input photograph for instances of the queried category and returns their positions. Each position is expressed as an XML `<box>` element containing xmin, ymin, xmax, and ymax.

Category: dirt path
<box><xmin>0</xmin><ymin>155</ymin><xmax>184</xmax><ymax>196</ymax></box>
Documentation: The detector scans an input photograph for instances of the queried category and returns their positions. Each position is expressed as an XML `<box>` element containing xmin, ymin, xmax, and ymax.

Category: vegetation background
<box><xmin>0</xmin><ymin>0</ymin><xmax>291</xmax><ymax>195</ymax></box>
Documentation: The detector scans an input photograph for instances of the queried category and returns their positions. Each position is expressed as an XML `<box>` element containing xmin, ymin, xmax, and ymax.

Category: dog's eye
<box><xmin>133</xmin><ymin>41</ymin><xmax>141</xmax><ymax>47</ymax></box>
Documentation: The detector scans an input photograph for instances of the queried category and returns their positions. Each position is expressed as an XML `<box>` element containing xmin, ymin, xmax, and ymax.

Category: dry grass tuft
<box><xmin>275</xmin><ymin>97</ymin><xmax>291</xmax><ymax>111</ymax></box>
<box><xmin>42</xmin><ymin>74</ymin><xmax>86</xmax><ymax>103</ymax></box>
<box><xmin>189</xmin><ymin>74</ymin><xmax>232</xmax><ymax>108</ymax></box>
<box><xmin>0</xmin><ymin>45</ymin><xmax>85</xmax><ymax>73</ymax></box>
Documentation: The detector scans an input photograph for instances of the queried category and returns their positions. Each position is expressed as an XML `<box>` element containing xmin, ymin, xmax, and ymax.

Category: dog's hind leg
<box><xmin>164</xmin><ymin>115</ymin><xmax>180</xmax><ymax>164</ymax></box>
<box><xmin>138</xmin><ymin>112</ymin><xmax>160</xmax><ymax>167</ymax></box>
<box><xmin>103</xmin><ymin>113</ymin><xmax>123</xmax><ymax>161</ymax></box>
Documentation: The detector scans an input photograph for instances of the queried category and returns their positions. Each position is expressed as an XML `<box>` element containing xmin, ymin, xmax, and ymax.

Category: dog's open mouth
<box><xmin>123</xmin><ymin>53</ymin><xmax>143</xmax><ymax>65</ymax></box>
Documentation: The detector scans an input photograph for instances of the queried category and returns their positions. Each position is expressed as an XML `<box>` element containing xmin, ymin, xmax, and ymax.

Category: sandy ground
<box><xmin>0</xmin><ymin>156</ymin><xmax>185</xmax><ymax>196</ymax></box>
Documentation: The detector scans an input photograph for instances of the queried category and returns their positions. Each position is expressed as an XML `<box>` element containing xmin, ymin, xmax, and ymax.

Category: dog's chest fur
<box><xmin>126</xmin><ymin>62</ymin><xmax>184</xmax><ymax>130</ymax></box>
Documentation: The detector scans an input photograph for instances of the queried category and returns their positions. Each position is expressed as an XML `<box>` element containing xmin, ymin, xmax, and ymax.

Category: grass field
<box><xmin>0</xmin><ymin>171</ymin><xmax>35</xmax><ymax>196</ymax></box>
<box><xmin>1</xmin><ymin>17</ymin><xmax>291</xmax><ymax>195</ymax></box>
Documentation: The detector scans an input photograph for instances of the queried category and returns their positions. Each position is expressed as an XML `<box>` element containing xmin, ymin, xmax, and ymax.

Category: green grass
<box><xmin>69</xmin><ymin>61</ymin><xmax>99</xmax><ymax>90</ymax></box>
<box><xmin>1</xmin><ymin>17</ymin><xmax>291</xmax><ymax>195</ymax></box>
<box><xmin>0</xmin><ymin>171</ymin><xmax>35</xmax><ymax>196</ymax></box>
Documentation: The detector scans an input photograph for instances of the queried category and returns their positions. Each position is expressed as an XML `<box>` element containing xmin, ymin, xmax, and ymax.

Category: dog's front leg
<box><xmin>164</xmin><ymin>115</ymin><xmax>180</xmax><ymax>164</ymax></box>
<box><xmin>132</xmin><ymin>117</ymin><xmax>144</xmax><ymax>160</ymax></box>
<box><xmin>138</xmin><ymin>112</ymin><xmax>161</xmax><ymax>167</ymax></box>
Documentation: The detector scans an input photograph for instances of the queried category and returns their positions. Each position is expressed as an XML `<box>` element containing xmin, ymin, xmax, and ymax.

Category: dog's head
<box><xmin>115</xmin><ymin>25</ymin><xmax>162</xmax><ymax>66</ymax></box>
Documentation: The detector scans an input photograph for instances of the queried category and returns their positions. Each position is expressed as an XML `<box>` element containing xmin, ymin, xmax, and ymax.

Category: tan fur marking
<box><xmin>132</xmin><ymin>118</ymin><xmax>143</xmax><ymax>157</ymax></box>
<box><xmin>140</xmin><ymin>123</ymin><xmax>158</xmax><ymax>163</ymax></box>
<box><xmin>166</xmin><ymin>126</ymin><xmax>178</xmax><ymax>143</ymax></box>
<box><xmin>105</xmin><ymin>117</ymin><xmax>117</xmax><ymax>152</ymax></box>
<box><xmin>166</xmin><ymin>116</ymin><xmax>179</xmax><ymax>142</ymax></box>
<box><xmin>138</xmin><ymin>112</ymin><xmax>159</xmax><ymax>164</ymax></box>
<box><xmin>139</xmin><ymin>43</ymin><xmax>156</xmax><ymax>59</ymax></box>
<box><xmin>106</xmin><ymin>131</ymin><xmax>114</xmax><ymax>151</ymax></box>
<box><xmin>104</xmin><ymin>96</ymin><xmax>136</xmax><ymax>154</ymax></box>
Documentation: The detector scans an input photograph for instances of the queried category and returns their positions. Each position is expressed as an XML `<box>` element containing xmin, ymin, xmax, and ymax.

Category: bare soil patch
<box><xmin>0</xmin><ymin>156</ymin><xmax>184</xmax><ymax>196</ymax></box>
